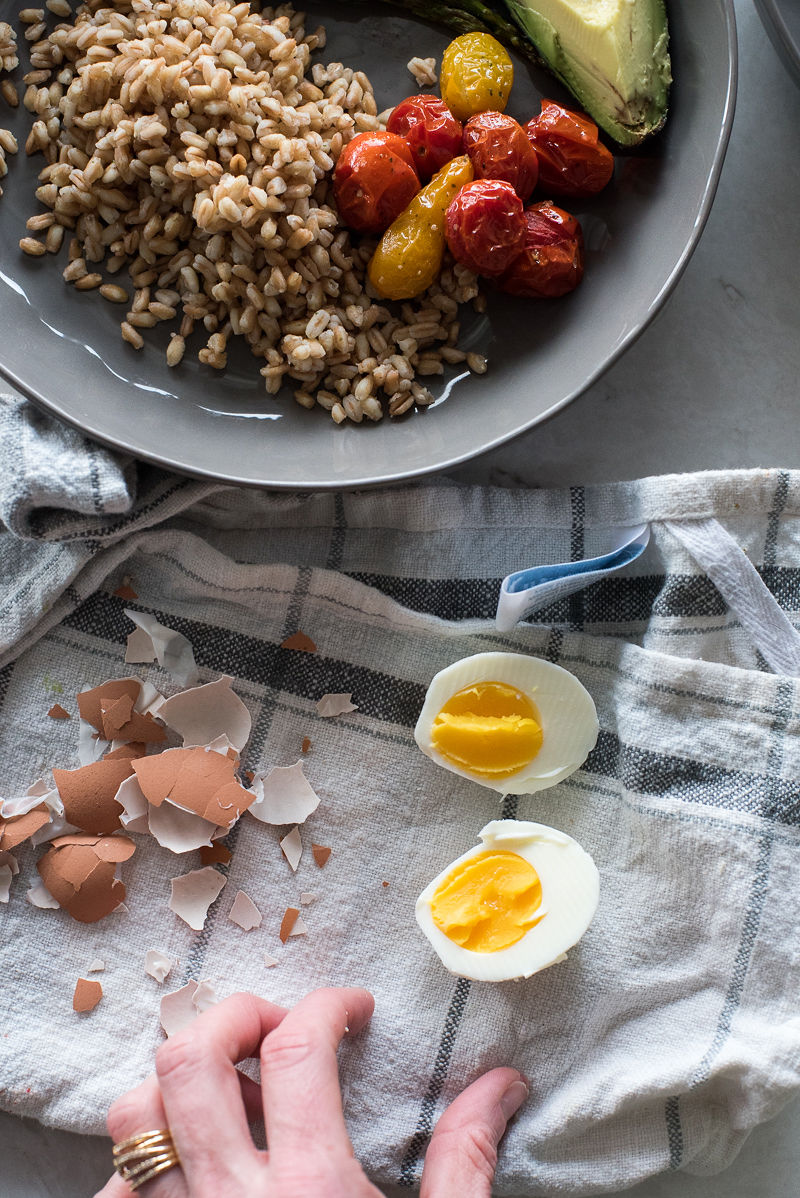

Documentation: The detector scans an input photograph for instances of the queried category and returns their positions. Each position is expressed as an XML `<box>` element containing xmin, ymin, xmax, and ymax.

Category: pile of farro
<box><xmin>0</xmin><ymin>22</ymin><xmax>20</xmax><ymax>194</ymax></box>
<box><xmin>11</xmin><ymin>0</ymin><xmax>487</xmax><ymax>423</ymax></box>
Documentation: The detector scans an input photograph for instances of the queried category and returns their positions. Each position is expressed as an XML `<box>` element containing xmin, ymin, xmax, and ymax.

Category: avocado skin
<box><xmin>502</xmin><ymin>0</ymin><xmax>672</xmax><ymax>146</ymax></box>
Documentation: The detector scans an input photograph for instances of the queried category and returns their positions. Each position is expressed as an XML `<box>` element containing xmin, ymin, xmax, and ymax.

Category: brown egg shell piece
<box><xmin>279</xmin><ymin>907</ymin><xmax>300</xmax><ymax>943</ymax></box>
<box><xmin>73</xmin><ymin>977</ymin><xmax>103</xmax><ymax>1012</ymax></box>
<box><xmin>133</xmin><ymin>747</ymin><xmax>255</xmax><ymax>828</ymax></box>
<box><xmin>38</xmin><ymin>834</ymin><xmax>134</xmax><ymax>923</ymax></box>
<box><xmin>199</xmin><ymin>843</ymin><xmax>232</xmax><ymax>866</ymax></box>
<box><xmin>280</xmin><ymin>632</ymin><xmax>317</xmax><ymax>652</ymax></box>
<box><xmin>0</xmin><ymin>804</ymin><xmax>51</xmax><ymax>851</ymax></box>
<box><xmin>114</xmin><ymin>584</ymin><xmax>138</xmax><ymax>600</ymax></box>
<box><xmin>77</xmin><ymin>679</ymin><xmax>141</xmax><ymax>735</ymax></box>
<box><xmin>101</xmin><ymin>700</ymin><xmax>166</xmax><ymax>745</ymax></box>
<box><xmin>104</xmin><ymin>743</ymin><xmax>146</xmax><ymax>761</ymax></box>
<box><xmin>48</xmin><ymin>703</ymin><xmax>71</xmax><ymax>719</ymax></box>
<box><xmin>100</xmin><ymin>692</ymin><xmax>135</xmax><ymax>735</ymax></box>
<box><xmin>312</xmin><ymin>844</ymin><xmax>332</xmax><ymax>868</ymax></box>
<box><xmin>53</xmin><ymin>759</ymin><xmax>136</xmax><ymax>835</ymax></box>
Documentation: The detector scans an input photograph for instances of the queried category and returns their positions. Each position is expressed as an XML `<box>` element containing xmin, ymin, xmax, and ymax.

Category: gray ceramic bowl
<box><xmin>0</xmin><ymin>0</ymin><xmax>737</xmax><ymax>489</ymax></box>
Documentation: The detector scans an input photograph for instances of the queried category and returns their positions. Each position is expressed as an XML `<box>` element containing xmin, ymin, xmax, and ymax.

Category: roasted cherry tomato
<box><xmin>445</xmin><ymin>179</ymin><xmax>525</xmax><ymax>277</ymax></box>
<box><xmin>440</xmin><ymin>32</ymin><xmax>513</xmax><ymax>123</ymax></box>
<box><xmin>386</xmin><ymin>94</ymin><xmax>463</xmax><ymax>181</ymax></box>
<box><xmin>525</xmin><ymin>100</ymin><xmax>614</xmax><ymax>196</ymax></box>
<box><xmin>368</xmin><ymin>155</ymin><xmax>474</xmax><ymax>300</ymax></box>
<box><xmin>462</xmin><ymin>111</ymin><xmax>539</xmax><ymax>201</ymax></box>
<box><xmin>333</xmin><ymin>130</ymin><xmax>420</xmax><ymax>234</ymax></box>
<box><xmin>498</xmin><ymin>201</ymin><xmax>584</xmax><ymax>298</ymax></box>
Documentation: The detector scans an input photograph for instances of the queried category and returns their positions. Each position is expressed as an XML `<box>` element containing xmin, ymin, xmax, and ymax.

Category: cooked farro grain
<box><xmin>407</xmin><ymin>56</ymin><xmax>437</xmax><ymax>87</ymax></box>
<box><xmin>1</xmin><ymin>79</ymin><xmax>19</xmax><ymax>107</ymax></box>
<box><xmin>99</xmin><ymin>282</ymin><xmax>129</xmax><ymax>303</ymax></box>
<box><xmin>15</xmin><ymin>1</ymin><xmax>484</xmax><ymax>421</ymax></box>
<box><xmin>19</xmin><ymin>235</ymin><xmax>46</xmax><ymax>255</ymax></box>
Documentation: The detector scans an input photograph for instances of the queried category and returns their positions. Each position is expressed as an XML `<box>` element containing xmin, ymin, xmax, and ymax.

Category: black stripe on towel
<box><xmin>397</xmin><ymin>978</ymin><xmax>472</xmax><ymax>1186</ymax></box>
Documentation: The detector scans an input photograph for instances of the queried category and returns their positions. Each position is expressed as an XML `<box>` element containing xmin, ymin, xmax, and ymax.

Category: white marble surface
<box><xmin>4</xmin><ymin>0</ymin><xmax>800</xmax><ymax>1193</ymax></box>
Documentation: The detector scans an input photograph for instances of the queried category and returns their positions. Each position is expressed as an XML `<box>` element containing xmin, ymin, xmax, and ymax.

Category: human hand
<box><xmin>97</xmin><ymin>987</ymin><xmax>527</xmax><ymax>1198</ymax></box>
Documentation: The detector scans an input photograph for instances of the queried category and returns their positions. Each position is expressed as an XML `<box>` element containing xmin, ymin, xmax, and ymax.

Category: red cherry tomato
<box><xmin>386</xmin><ymin>94</ymin><xmax>463</xmax><ymax>181</ymax></box>
<box><xmin>445</xmin><ymin>179</ymin><xmax>525</xmax><ymax>278</ymax></box>
<box><xmin>498</xmin><ymin>200</ymin><xmax>584</xmax><ymax>297</ymax></box>
<box><xmin>462</xmin><ymin>110</ymin><xmax>539</xmax><ymax>201</ymax></box>
<box><xmin>525</xmin><ymin>99</ymin><xmax>614</xmax><ymax>197</ymax></box>
<box><xmin>333</xmin><ymin>131</ymin><xmax>420</xmax><ymax>234</ymax></box>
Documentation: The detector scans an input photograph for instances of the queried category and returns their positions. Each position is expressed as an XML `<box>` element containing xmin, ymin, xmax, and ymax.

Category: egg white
<box><xmin>414</xmin><ymin>652</ymin><xmax>599</xmax><ymax>794</ymax></box>
<box><xmin>415</xmin><ymin>819</ymin><xmax>599</xmax><ymax>982</ymax></box>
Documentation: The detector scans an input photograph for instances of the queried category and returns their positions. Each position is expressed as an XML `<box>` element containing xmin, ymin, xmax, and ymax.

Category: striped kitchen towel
<box><xmin>1</xmin><ymin>391</ymin><xmax>800</xmax><ymax>1196</ymax></box>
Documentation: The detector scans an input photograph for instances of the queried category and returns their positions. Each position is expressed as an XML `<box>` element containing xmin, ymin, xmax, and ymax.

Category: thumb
<box><xmin>419</xmin><ymin>1068</ymin><xmax>528</xmax><ymax>1198</ymax></box>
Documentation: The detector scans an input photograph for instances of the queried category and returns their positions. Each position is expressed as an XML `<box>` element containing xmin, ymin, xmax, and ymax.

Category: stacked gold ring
<box><xmin>112</xmin><ymin>1128</ymin><xmax>181</xmax><ymax>1191</ymax></box>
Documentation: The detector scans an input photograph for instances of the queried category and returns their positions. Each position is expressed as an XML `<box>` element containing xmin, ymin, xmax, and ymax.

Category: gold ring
<box><xmin>112</xmin><ymin>1128</ymin><xmax>181</xmax><ymax>1191</ymax></box>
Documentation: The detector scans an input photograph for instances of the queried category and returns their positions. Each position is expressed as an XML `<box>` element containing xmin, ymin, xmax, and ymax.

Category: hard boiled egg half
<box><xmin>416</xmin><ymin>819</ymin><xmax>599</xmax><ymax>981</ymax></box>
<box><xmin>414</xmin><ymin>652</ymin><xmax>598</xmax><ymax>794</ymax></box>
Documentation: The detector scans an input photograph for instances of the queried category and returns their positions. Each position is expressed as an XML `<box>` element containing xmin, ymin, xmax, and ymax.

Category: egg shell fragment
<box><xmin>0</xmin><ymin>803</ymin><xmax>51</xmax><ymax>850</ymax></box>
<box><xmin>133</xmin><ymin>746</ymin><xmax>254</xmax><ymax>828</ymax></box>
<box><xmin>169</xmin><ymin>866</ymin><xmax>227</xmax><ymax>931</ymax></box>
<box><xmin>73</xmin><ymin>978</ymin><xmax>103</xmax><ymax>1012</ymax></box>
<box><xmin>157</xmin><ymin>675</ymin><xmax>251</xmax><ymax>752</ymax></box>
<box><xmin>145</xmin><ymin>949</ymin><xmax>174</xmax><ymax>984</ymax></box>
<box><xmin>53</xmin><ymin>759</ymin><xmax>136</xmax><ymax>835</ymax></box>
<box><xmin>414</xmin><ymin>652</ymin><xmax>599</xmax><ymax>794</ymax></box>
<box><xmin>415</xmin><ymin>819</ymin><xmax>599</xmax><ymax>982</ymax></box>
<box><xmin>228</xmin><ymin>890</ymin><xmax>262</xmax><ymax>931</ymax></box>
<box><xmin>37</xmin><ymin>834</ymin><xmax>135</xmax><ymax>923</ymax></box>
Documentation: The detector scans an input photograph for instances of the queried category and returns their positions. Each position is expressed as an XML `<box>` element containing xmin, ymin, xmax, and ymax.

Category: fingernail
<box><xmin>500</xmin><ymin>1079</ymin><xmax>529</xmax><ymax>1121</ymax></box>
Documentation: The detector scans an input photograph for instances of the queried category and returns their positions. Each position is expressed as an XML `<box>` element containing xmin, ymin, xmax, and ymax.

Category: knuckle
<box><xmin>260</xmin><ymin>1027</ymin><xmax>318</xmax><ymax>1076</ymax></box>
<box><xmin>222</xmin><ymin>991</ymin><xmax>260</xmax><ymax>1019</ymax></box>
<box><xmin>461</xmin><ymin>1122</ymin><xmax>499</xmax><ymax>1179</ymax></box>
<box><xmin>432</xmin><ymin>1123</ymin><xmax>498</xmax><ymax>1181</ymax></box>
<box><xmin>155</xmin><ymin>1031</ymin><xmax>200</xmax><ymax>1084</ymax></box>
<box><xmin>106</xmin><ymin>1093</ymin><xmax>144</xmax><ymax>1142</ymax></box>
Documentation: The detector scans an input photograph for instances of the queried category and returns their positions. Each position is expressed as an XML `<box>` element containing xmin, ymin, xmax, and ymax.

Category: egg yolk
<box><xmin>430</xmin><ymin>681</ymin><xmax>543</xmax><ymax>779</ymax></box>
<box><xmin>430</xmin><ymin>850</ymin><xmax>544</xmax><ymax>952</ymax></box>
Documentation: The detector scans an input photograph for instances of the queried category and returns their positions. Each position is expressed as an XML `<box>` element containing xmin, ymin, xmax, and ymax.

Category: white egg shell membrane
<box><xmin>413</xmin><ymin>652</ymin><xmax>599</xmax><ymax>795</ymax></box>
<box><xmin>416</xmin><ymin>820</ymin><xmax>600</xmax><ymax>982</ymax></box>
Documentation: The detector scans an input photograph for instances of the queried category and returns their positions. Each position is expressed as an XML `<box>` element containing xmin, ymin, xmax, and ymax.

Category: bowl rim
<box><xmin>3</xmin><ymin>0</ymin><xmax>739</xmax><ymax>491</ymax></box>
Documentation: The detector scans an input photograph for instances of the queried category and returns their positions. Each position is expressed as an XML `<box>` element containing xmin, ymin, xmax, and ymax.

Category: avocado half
<box><xmin>501</xmin><ymin>0</ymin><xmax>672</xmax><ymax>146</ymax></box>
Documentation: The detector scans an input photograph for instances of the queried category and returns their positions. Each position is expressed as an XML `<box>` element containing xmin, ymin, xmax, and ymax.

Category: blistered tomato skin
<box><xmin>445</xmin><ymin>180</ymin><xmax>525</xmax><ymax>278</ymax></box>
<box><xmin>333</xmin><ymin>130</ymin><xmax>420</xmax><ymax>234</ymax></box>
<box><xmin>525</xmin><ymin>100</ymin><xmax>614</xmax><ymax>197</ymax></box>
<box><xmin>386</xmin><ymin>95</ymin><xmax>464</xmax><ymax>181</ymax></box>
<box><xmin>368</xmin><ymin>155</ymin><xmax>474</xmax><ymax>301</ymax></box>
<box><xmin>463</xmin><ymin>111</ymin><xmax>539</xmax><ymax>201</ymax></box>
<box><xmin>440</xmin><ymin>33</ymin><xmax>513</xmax><ymax>123</ymax></box>
<box><xmin>498</xmin><ymin>201</ymin><xmax>584</xmax><ymax>298</ymax></box>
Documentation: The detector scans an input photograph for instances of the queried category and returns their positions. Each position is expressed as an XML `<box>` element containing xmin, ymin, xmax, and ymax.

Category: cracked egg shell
<box><xmin>413</xmin><ymin>652</ymin><xmax>598</xmax><ymax>794</ymax></box>
<box><xmin>415</xmin><ymin>819</ymin><xmax>599</xmax><ymax>982</ymax></box>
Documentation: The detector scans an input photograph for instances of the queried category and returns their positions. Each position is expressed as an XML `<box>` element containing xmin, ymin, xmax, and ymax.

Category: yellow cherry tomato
<box><xmin>440</xmin><ymin>32</ymin><xmax>514</xmax><ymax>122</ymax></box>
<box><xmin>367</xmin><ymin>155</ymin><xmax>474</xmax><ymax>300</ymax></box>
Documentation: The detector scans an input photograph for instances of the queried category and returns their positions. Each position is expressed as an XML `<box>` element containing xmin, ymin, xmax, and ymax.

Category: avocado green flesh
<box><xmin>502</xmin><ymin>0</ymin><xmax>672</xmax><ymax>146</ymax></box>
